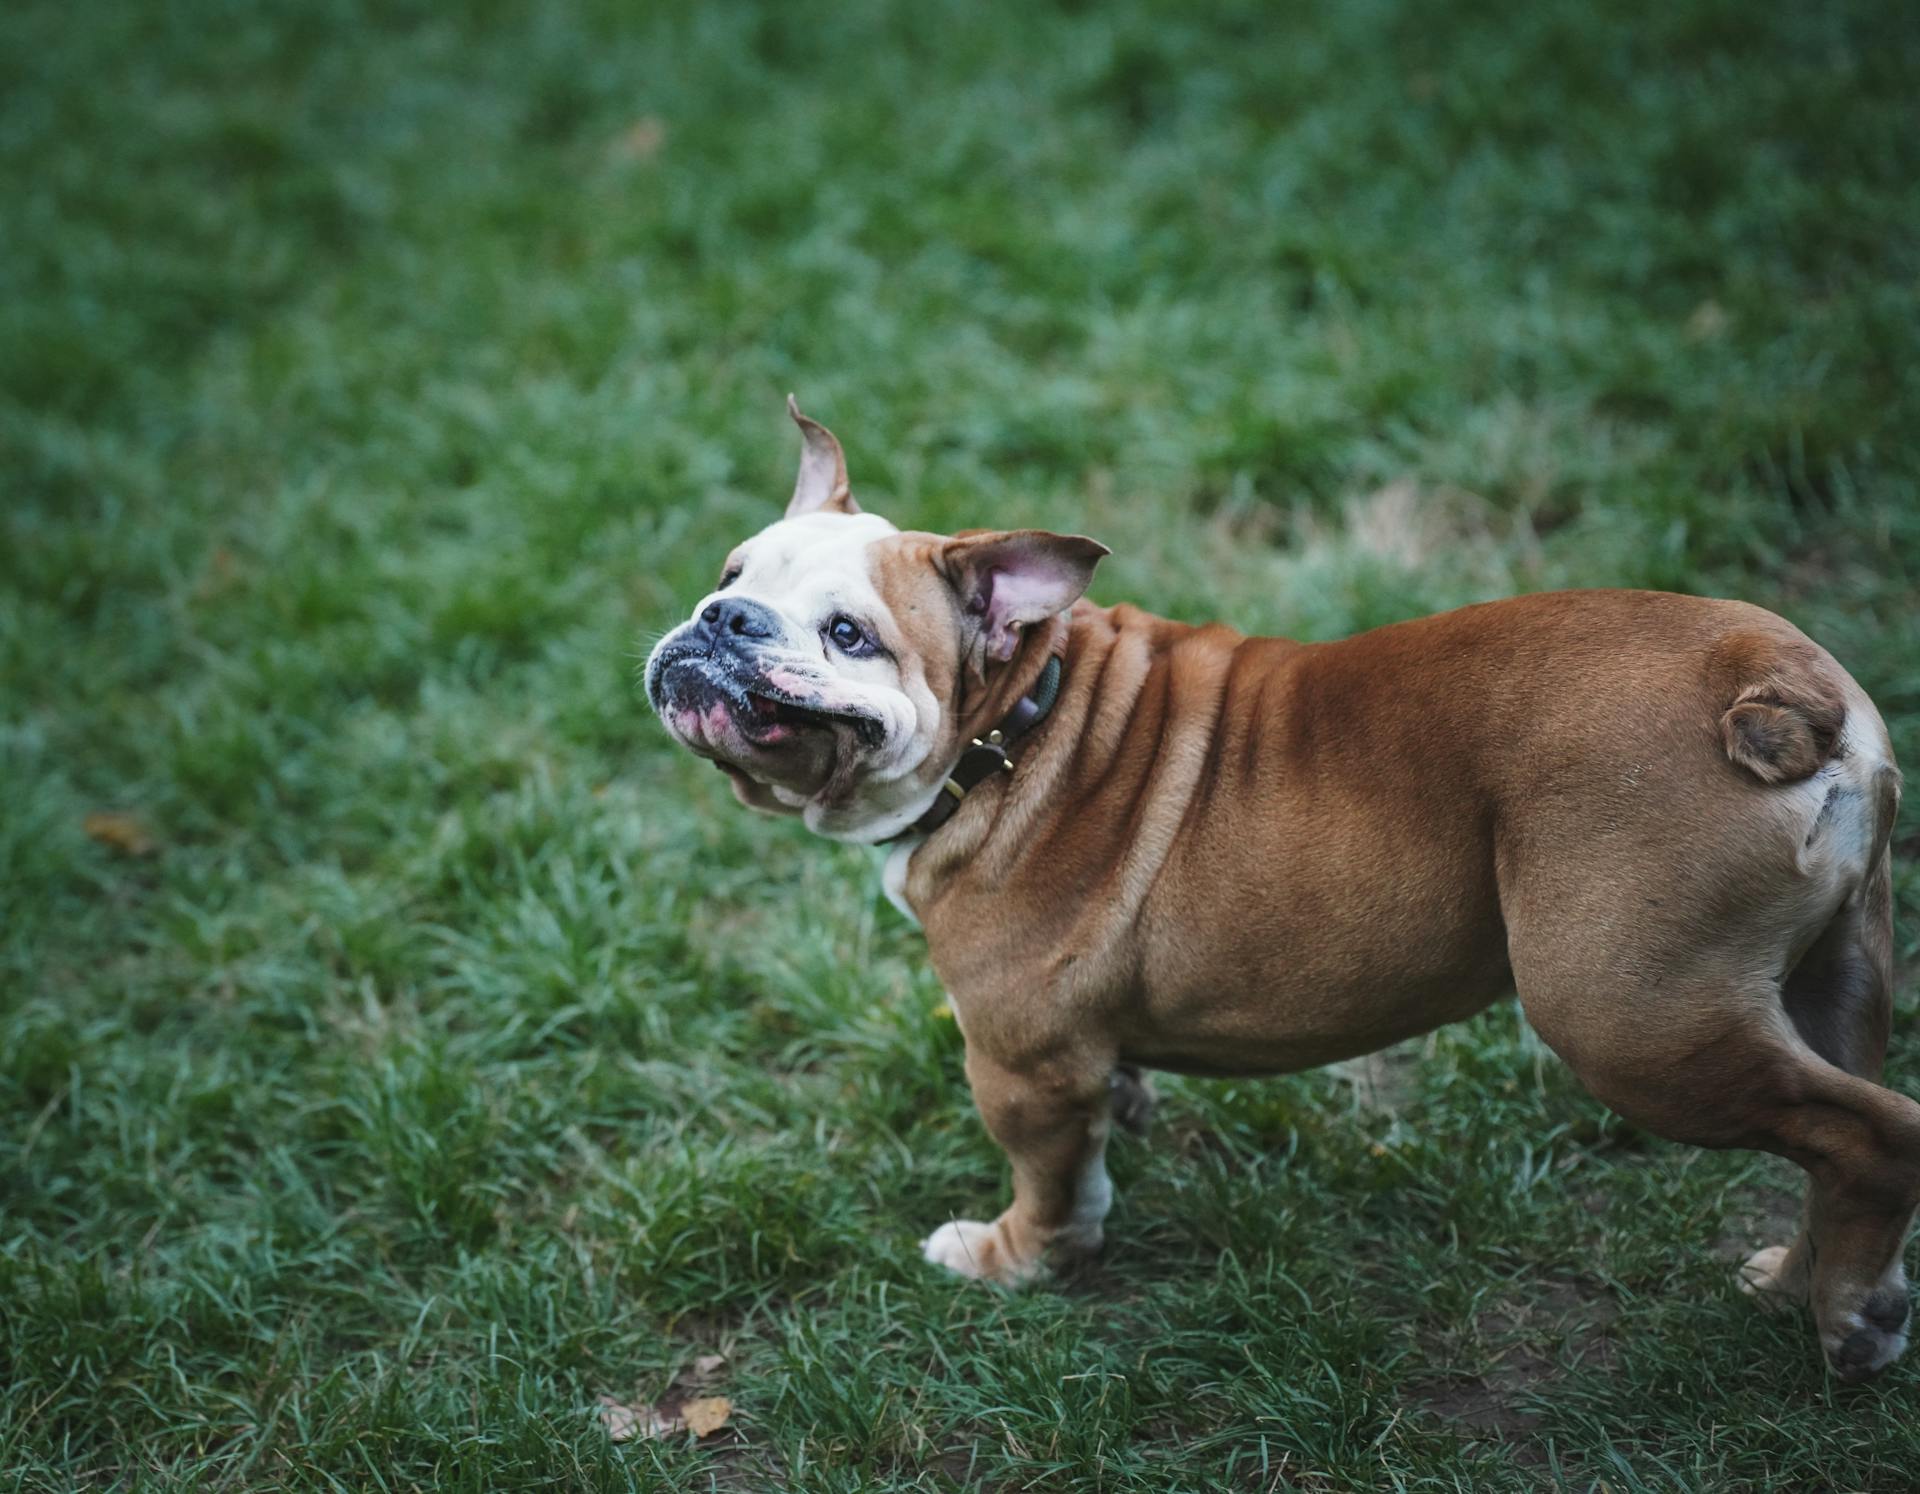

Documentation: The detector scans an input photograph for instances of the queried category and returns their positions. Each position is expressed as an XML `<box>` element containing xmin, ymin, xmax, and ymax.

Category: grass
<box><xmin>3</xmin><ymin>0</ymin><xmax>1919</xmax><ymax>1486</ymax></box>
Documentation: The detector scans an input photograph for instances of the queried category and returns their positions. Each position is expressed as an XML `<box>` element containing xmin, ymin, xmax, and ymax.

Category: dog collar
<box><xmin>905</xmin><ymin>655</ymin><xmax>1063</xmax><ymax>838</ymax></box>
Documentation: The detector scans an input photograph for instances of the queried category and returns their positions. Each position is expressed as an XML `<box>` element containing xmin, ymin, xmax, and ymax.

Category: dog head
<box><xmin>644</xmin><ymin>398</ymin><xmax>1108</xmax><ymax>841</ymax></box>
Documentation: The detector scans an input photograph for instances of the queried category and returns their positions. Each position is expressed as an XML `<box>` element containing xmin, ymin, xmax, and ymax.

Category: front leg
<box><xmin>922</xmin><ymin>1046</ymin><xmax>1116</xmax><ymax>1286</ymax></box>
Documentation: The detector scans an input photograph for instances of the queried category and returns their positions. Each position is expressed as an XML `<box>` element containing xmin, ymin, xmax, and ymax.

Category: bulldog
<box><xmin>645</xmin><ymin>400</ymin><xmax>1914</xmax><ymax>1380</ymax></box>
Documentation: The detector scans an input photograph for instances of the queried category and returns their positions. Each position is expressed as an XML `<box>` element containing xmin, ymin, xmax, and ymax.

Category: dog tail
<box><xmin>1710</xmin><ymin>630</ymin><xmax>1849</xmax><ymax>786</ymax></box>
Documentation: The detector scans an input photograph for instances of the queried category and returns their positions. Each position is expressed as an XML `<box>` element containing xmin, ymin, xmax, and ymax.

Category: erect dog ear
<box><xmin>936</xmin><ymin>529</ymin><xmax>1110</xmax><ymax>663</ymax></box>
<box><xmin>785</xmin><ymin>395</ymin><xmax>860</xmax><ymax>518</ymax></box>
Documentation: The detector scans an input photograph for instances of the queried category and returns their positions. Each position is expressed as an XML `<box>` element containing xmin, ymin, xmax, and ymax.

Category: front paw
<box><xmin>1738</xmin><ymin>1244</ymin><xmax>1808</xmax><ymax>1311</ymax></box>
<box><xmin>920</xmin><ymin>1218</ymin><xmax>1045</xmax><ymax>1286</ymax></box>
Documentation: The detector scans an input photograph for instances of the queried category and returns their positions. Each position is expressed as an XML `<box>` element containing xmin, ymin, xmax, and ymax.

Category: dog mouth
<box><xmin>735</xmin><ymin>686</ymin><xmax>847</xmax><ymax>744</ymax></box>
<box><xmin>648</xmin><ymin>649</ymin><xmax>882</xmax><ymax>756</ymax></box>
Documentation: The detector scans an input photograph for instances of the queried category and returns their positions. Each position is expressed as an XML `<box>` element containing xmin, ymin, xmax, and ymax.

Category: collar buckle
<box><xmin>898</xmin><ymin>656</ymin><xmax>1062</xmax><ymax>840</ymax></box>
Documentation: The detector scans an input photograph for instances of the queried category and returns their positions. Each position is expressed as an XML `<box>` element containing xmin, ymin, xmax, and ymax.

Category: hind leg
<box><xmin>1741</xmin><ymin>876</ymin><xmax>1891</xmax><ymax>1309</ymax></box>
<box><xmin>1745</xmin><ymin>862</ymin><xmax>1914</xmax><ymax>1374</ymax></box>
<box><xmin>1764</xmin><ymin>1061</ymin><xmax>1919</xmax><ymax>1377</ymax></box>
<box><xmin>1512</xmin><ymin>930</ymin><xmax>1920</xmax><ymax>1380</ymax></box>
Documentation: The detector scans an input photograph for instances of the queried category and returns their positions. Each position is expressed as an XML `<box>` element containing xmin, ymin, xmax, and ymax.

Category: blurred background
<box><xmin>4</xmin><ymin>0</ymin><xmax>1917</xmax><ymax>1487</ymax></box>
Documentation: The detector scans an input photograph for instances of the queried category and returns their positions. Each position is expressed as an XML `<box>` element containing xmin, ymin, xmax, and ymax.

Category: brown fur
<box><xmin>648</xmin><ymin>421</ymin><xmax>1911</xmax><ymax>1377</ymax></box>
<box><xmin>651</xmin><ymin>409</ymin><xmax>1912</xmax><ymax>1376</ymax></box>
<box><xmin>1711</xmin><ymin>629</ymin><xmax>1849</xmax><ymax>784</ymax></box>
<box><xmin>882</xmin><ymin>582</ymin><xmax>1913</xmax><ymax>1378</ymax></box>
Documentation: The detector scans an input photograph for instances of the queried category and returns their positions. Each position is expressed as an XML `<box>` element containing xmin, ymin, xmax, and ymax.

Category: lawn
<box><xmin>4</xmin><ymin>0</ymin><xmax>1919</xmax><ymax>1487</ymax></box>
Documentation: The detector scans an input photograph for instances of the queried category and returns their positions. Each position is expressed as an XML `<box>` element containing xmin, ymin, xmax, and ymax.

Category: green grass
<box><xmin>4</xmin><ymin>0</ymin><xmax>1919</xmax><ymax>1487</ymax></box>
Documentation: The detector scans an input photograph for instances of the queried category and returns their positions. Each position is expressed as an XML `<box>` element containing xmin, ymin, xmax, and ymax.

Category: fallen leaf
<box><xmin>597</xmin><ymin>1356</ymin><xmax>734</xmax><ymax>1445</ymax></box>
<box><xmin>83</xmin><ymin>811</ymin><xmax>157</xmax><ymax>857</ymax></box>
<box><xmin>682</xmin><ymin>1396</ymin><xmax>732</xmax><ymax>1438</ymax></box>
<box><xmin>597</xmin><ymin>1395</ymin><xmax>682</xmax><ymax>1443</ymax></box>
<box><xmin>191</xmin><ymin>545</ymin><xmax>243</xmax><ymax>603</ymax></box>
<box><xmin>1686</xmin><ymin>299</ymin><xmax>1729</xmax><ymax>341</ymax></box>
<box><xmin>612</xmin><ymin>116</ymin><xmax>667</xmax><ymax>162</ymax></box>
<box><xmin>597</xmin><ymin>1396</ymin><xmax>641</xmax><ymax>1442</ymax></box>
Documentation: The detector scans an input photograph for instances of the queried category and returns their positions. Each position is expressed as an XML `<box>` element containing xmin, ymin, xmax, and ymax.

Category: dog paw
<box><xmin>920</xmin><ymin>1219</ymin><xmax>1042</xmax><ymax>1286</ymax></box>
<box><xmin>1738</xmin><ymin>1245</ymin><xmax>1806</xmax><ymax>1311</ymax></box>
<box><xmin>1110</xmin><ymin>1065</ymin><xmax>1156</xmax><ymax>1137</ymax></box>
<box><xmin>1824</xmin><ymin>1288</ymin><xmax>1912</xmax><ymax>1383</ymax></box>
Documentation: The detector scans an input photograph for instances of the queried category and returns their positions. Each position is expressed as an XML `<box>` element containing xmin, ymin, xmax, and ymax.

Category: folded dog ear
<box><xmin>937</xmin><ymin>529</ymin><xmax>1110</xmax><ymax>662</ymax></box>
<box><xmin>786</xmin><ymin>395</ymin><xmax>860</xmax><ymax>517</ymax></box>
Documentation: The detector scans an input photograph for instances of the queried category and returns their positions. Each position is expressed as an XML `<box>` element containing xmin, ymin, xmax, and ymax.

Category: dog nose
<box><xmin>698</xmin><ymin>596</ymin><xmax>780</xmax><ymax>642</ymax></box>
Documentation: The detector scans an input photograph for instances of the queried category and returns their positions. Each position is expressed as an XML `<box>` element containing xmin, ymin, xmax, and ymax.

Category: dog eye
<box><xmin>825</xmin><ymin>615</ymin><xmax>870</xmax><ymax>655</ymax></box>
<box><xmin>717</xmin><ymin>565</ymin><xmax>742</xmax><ymax>589</ymax></box>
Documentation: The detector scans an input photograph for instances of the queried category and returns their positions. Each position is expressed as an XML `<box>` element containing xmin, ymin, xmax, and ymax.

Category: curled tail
<box><xmin>1712</xmin><ymin>631</ymin><xmax>1849</xmax><ymax>785</ymax></box>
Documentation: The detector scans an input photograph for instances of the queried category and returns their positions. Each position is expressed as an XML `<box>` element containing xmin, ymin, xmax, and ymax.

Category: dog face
<box><xmin>644</xmin><ymin>400</ymin><xmax>1107</xmax><ymax>841</ymax></box>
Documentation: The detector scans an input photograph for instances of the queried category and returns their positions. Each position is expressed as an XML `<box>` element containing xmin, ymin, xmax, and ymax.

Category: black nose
<box><xmin>697</xmin><ymin>596</ymin><xmax>780</xmax><ymax>642</ymax></box>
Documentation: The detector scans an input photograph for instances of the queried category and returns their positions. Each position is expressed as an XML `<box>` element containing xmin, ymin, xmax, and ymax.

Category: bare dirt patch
<box><xmin>1411</xmin><ymin>1274</ymin><xmax>1621</xmax><ymax>1464</ymax></box>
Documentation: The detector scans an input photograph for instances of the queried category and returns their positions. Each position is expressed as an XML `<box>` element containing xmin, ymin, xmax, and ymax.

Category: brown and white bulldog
<box><xmin>645</xmin><ymin>400</ymin><xmax>1915</xmax><ymax>1381</ymax></box>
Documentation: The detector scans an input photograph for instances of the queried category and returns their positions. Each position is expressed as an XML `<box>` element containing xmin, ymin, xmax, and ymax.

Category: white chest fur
<box><xmin>880</xmin><ymin>838</ymin><xmax>922</xmax><ymax>925</ymax></box>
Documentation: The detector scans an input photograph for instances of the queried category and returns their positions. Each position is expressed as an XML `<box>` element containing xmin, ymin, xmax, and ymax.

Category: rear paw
<box><xmin>1110</xmin><ymin>1065</ymin><xmax>1156</xmax><ymax>1136</ymax></box>
<box><xmin>1825</xmin><ymin>1289</ymin><xmax>1911</xmax><ymax>1383</ymax></box>
<box><xmin>1743</xmin><ymin>1236</ymin><xmax>1797</xmax><ymax>1298</ymax></box>
<box><xmin>1738</xmin><ymin>1244</ymin><xmax>1807</xmax><ymax>1311</ymax></box>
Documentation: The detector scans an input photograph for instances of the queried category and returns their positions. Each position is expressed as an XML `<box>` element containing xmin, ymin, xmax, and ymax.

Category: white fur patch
<box><xmin>1792</xmin><ymin>711</ymin><xmax>1891</xmax><ymax>885</ymax></box>
<box><xmin>1063</xmin><ymin>1114</ymin><xmax>1114</xmax><ymax>1250</ymax></box>
<box><xmin>880</xmin><ymin>838</ymin><xmax>922</xmax><ymax>924</ymax></box>
<box><xmin>721</xmin><ymin>512</ymin><xmax>900</xmax><ymax>634</ymax></box>
<box><xmin>651</xmin><ymin>509</ymin><xmax>955</xmax><ymax>843</ymax></box>
<box><xmin>922</xmin><ymin>1219</ymin><xmax>1025</xmax><ymax>1283</ymax></box>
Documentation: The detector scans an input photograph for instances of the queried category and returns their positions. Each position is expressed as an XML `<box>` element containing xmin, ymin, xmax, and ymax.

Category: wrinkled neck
<box><xmin>954</xmin><ymin>615</ymin><xmax>1070</xmax><ymax>744</ymax></box>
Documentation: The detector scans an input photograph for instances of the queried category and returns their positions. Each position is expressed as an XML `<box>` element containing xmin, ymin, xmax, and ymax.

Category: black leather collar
<box><xmin>903</xmin><ymin>655</ymin><xmax>1063</xmax><ymax>838</ymax></box>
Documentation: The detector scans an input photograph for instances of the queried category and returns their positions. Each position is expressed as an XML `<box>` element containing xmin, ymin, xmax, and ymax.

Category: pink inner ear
<box><xmin>988</xmin><ymin>563</ymin><xmax>1071</xmax><ymax>620</ymax></box>
<box><xmin>980</xmin><ymin>562</ymin><xmax>1075</xmax><ymax>661</ymax></box>
<box><xmin>946</xmin><ymin>529</ymin><xmax>1108</xmax><ymax>664</ymax></box>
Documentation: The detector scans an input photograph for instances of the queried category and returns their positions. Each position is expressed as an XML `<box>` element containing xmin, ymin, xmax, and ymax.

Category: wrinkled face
<box><xmin>645</xmin><ymin>510</ymin><xmax>950</xmax><ymax>841</ymax></box>
<box><xmin>644</xmin><ymin>400</ymin><xmax>1108</xmax><ymax>843</ymax></box>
